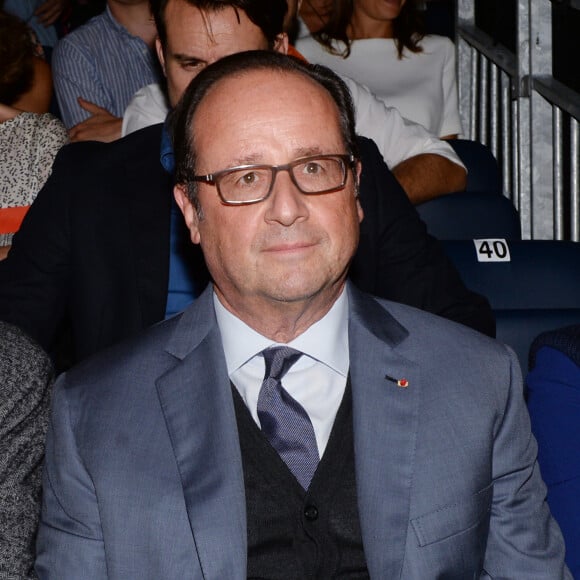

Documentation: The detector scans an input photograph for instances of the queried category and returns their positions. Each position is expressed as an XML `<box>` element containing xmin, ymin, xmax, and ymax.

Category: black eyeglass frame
<box><xmin>191</xmin><ymin>154</ymin><xmax>357</xmax><ymax>206</ymax></box>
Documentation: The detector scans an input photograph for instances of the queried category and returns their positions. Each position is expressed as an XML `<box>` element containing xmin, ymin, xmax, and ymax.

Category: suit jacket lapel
<box><xmin>156</xmin><ymin>288</ymin><xmax>247</xmax><ymax>579</ymax></box>
<box><xmin>348</xmin><ymin>286</ymin><xmax>420</xmax><ymax>579</ymax></box>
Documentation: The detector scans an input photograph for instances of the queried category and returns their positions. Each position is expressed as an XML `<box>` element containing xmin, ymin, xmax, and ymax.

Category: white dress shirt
<box><xmin>122</xmin><ymin>79</ymin><xmax>464</xmax><ymax>171</ymax></box>
<box><xmin>213</xmin><ymin>290</ymin><xmax>350</xmax><ymax>457</ymax></box>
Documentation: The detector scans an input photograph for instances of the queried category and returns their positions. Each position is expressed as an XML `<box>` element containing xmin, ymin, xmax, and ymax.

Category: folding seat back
<box><xmin>417</xmin><ymin>191</ymin><xmax>521</xmax><ymax>240</ymax></box>
<box><xmin>448</xmin><ymin>139</ymin><xmax>502</xmax><ymax>194</ymax></box>
<box><xmin>443</xmin><ymin>239</ymin><xmax>580</xmax><ymax>370</ymax></box>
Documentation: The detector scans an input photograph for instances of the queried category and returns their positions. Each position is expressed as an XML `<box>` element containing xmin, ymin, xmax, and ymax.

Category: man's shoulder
<box><xmin>356</xmin><ymin>289</ymin><xmax>508</xmax><ymax>362</ymax></box>
<box><xmin>53</xmin><ymin>11</ymin><xmax>111</xmax><ymax>55</ymax></box>
<box><xmin>61</xmin><ymin>313</ymin><xmax>183</xmax><ymax>400</ymax></box>
<box><xmin>529</xmin><ymin>324</ymin><xmax>580</xmax><ymax>368</ymax></box>
<box><xmin>55</xmin><ymin>123</ymin><xmax>164</xmax><ymax>170</ymax></box>
<box><xmin>61</xmin><ymin>291</ymin><xmax>214</xmax><ymax>396</ymax></box>
<box><xmin>34</xmin><ymin>123</ymin><xmax>168</xmax><ymax>217</ymax></box>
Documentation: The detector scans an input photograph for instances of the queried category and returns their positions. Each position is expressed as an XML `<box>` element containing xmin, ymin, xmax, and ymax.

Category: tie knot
<box><xmin>262</xmin><ymin>346</ymin><xmax>302</xmax><ymax>383</ymax></box>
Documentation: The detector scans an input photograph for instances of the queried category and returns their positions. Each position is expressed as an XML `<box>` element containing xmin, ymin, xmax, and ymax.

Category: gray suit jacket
<box><xmin>36</xmin><ymin>285</ymin><xmax>570</xmax><ymax>578</ymax></box>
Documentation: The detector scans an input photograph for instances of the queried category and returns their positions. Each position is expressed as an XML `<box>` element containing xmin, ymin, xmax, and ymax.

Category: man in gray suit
<box><xmin>36</xmin><ymin>51</ymin><xmax>570</xmax><ymax>578</ymax></box>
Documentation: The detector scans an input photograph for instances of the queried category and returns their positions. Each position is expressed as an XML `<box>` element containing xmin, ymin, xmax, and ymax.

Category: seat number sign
<box><xmin>473</xmin><ymin>239</ymin><xmax>511</xmax><ymax>262</ymax></box>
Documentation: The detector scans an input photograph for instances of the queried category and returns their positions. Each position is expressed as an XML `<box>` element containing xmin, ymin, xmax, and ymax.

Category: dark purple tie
<box><xmin>257</xmin><ymin>346</ymin><xmax>320</xmax><ymax>489</ymax></box>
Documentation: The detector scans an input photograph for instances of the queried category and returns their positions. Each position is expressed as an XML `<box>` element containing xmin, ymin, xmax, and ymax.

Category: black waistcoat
<box><xmin>232</xmin><ymin>380</ymin><xmax>370</xmax><ymax>579</ymax></box>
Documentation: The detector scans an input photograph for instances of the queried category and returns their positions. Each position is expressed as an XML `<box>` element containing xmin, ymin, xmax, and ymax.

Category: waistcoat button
<box><xmin>304</xmin><ymin>505</ymin><xmax>319</xmax><ymax>521</ymax></box>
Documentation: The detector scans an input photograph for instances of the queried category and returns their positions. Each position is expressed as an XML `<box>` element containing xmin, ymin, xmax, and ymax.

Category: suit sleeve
<box><xmin>35</xmin><ymin>374</ymin><xmax>107</xmax><ymax>578</ymax></box>
<box><xmin>351</xmin><ymin>136</ymin><xmax>496</xmax><ymax>337</ymax></box>
<box><xmin>482</xmin><ymin>346</ymin><xmax>571</xmax><ymax>578</ymax></box>
<box><xmin>0</xmin><ymin>144</ymin><xmax>79</xmax><ymax>354</ymax></box>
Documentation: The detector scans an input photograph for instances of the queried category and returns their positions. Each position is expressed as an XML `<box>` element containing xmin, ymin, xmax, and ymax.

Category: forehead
<box><xmin>164</xmin><ymin>0</ymin><xmax>269</xmax><ymax>54</ymax></box>
<box><xmin>192</xmin><ymin>69</ymin><xmax>345</xmax><ymax>163</ymax></box>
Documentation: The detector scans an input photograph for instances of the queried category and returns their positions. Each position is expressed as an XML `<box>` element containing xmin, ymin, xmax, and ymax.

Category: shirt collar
<box><xmin>104</xmin><ymin>4</ymin><xmax>142</xmax><ymax>40</ymax></box>
<box><xmin>214</xmin><ymin>288</ymin><xmax>349</xmax><ymax>378</ymax></box>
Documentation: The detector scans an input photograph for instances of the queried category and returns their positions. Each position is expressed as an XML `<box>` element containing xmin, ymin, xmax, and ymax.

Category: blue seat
<box><xmin>448</xmin><ymin>139</ymin><xmax>502</xmax><ymax>194</ymax></box>
<box><xmin>442</xmin><ymin>239</ymin><xmax>580</xmax><ymax>369</ymax></box>
<box><xmin>417</xmin><ymin>191</ymin><xmax>521</xmax><ymax>240</ymax></box>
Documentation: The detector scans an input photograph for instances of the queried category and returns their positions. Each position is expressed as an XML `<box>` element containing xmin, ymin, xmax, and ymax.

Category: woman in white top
<box><xmin>296</xmin><ymin>0</ymin><xmax>462</xmax><ymax>139</ymax></box>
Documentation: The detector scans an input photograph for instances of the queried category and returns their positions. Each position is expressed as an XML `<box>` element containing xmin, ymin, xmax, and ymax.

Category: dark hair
<box><xmin>314</xmin><ymin>0</ymin><xmax>425</xmax><ymax>59</ymax></box>
<box><xmin>150</xmin><ymin>0</ymin><xmax>288</xmax><ymax>52</ymax></box>
<box><xmin>0</xmin><ymin>11</ymin><xmax>36</xmax><ymax>105</ymax></box>
<box><xmin>171</xmin><ymin>50</ymin><xmax>359</xmax><ymax>205</ymax></box>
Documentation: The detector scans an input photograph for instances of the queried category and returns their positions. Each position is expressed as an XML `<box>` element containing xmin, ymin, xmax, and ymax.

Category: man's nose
<box><xmin>264</xmin><ymin>169</ymin><xmax>308</xmax><ymax>225</ymax></box>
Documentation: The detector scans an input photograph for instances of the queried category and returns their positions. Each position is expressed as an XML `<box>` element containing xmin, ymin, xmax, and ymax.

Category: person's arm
<box><xmin>35</xmin><ymin>374</ymin><xmax>107</xmax><ymax>577</ymax></box>
<box><xmin>392</xmin><ymin>153</ymin><xmax>467</xmax><ymax>204</ymax></box>
<box><xmin>352</xmin><ymin>136</ymin><xmax>495</xmax><ymax>337</ymax></box>
<box><xmin>34</xmin><ymin>0</ymin><xmax>68</xmax><ymax>26</ymax></box>
<box><xmin>340</xmin><ymin>74</ymin><xmax>467</xmax><ymax>203</ymax></box>
<box><xmin>69</xmin><ymin>98</ymin><xmax>122</xmax><ymax>142</ymax></box>
<box><xmin>52</xmin><ymin>38</ymin><xmax>115</xmax><ymax>129</ymax></box>
<box><xmin>482</xmin><ymin>346</ymin><xmax>571</xmax><ymax>577</ymax></box>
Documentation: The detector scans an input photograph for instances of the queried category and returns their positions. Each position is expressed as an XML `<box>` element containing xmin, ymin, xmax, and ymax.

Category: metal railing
<box><xmin>456</xmin><ymin>0</ymin><xmax>580</xmax><ymax>240</ymax></box>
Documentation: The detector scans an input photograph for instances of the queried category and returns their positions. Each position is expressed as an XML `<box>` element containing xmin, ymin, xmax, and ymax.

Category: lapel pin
<box><xmin>385</xmin><ymin>374</ymin><xmax>409</xmax><ymax>388</ymax></box>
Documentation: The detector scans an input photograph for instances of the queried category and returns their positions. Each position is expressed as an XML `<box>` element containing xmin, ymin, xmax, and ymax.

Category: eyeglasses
<box><xmin>191</xmin><ymin>154</ymin><xmax>356</xmax><ymax>206</ymax></box>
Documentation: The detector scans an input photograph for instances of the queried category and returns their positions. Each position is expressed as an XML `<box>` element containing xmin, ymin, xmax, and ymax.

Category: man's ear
<box><xmin>174</xmin><ymin>184</ymin><xmax>201</xmax><ymax>244</ymax></box>
<box><xmin>155</xmin><ymin>37</ymin><xmax>167</xmax><ymax>76</ymax></box>
<box><xmin>273</xmin><ymin>33</ymin><xmax>289</xmax><ymax>55</ymax></box>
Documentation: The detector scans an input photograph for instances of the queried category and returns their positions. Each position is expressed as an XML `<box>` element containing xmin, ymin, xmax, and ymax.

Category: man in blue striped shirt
<box><xmin>52</xmin><ymin>0</ymin><xmax>161</xmax><ymax>142</ymax></box>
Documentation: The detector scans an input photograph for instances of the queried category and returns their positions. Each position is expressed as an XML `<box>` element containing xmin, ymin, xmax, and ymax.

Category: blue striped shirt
<box><xmin>52</xmin><ymin>6</ymin><xmax>160</xmax><ymax>128</ymax></box>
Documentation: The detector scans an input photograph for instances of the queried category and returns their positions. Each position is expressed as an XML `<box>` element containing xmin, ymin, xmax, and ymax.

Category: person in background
<box><xmin>0</xmin><ymin>322</ymin><xmax>54</xmax><ymax>579</ymax></box>
<box><xmin>296</xmin><ymin>0</ymin><xmax>462</xmax><ymax>139</ymax></box>
<box><xmin>527</xmin><ymin>324</ymin><xmax>580</xmax><ymax>578</ymax></box>
<box><xmin>2</xmin><ymin>0</ymin><xmax>68</xmax><ymax>50</ymax></box>
<box><xmin>124</xmin><ymin>0</ymin><xmax>466</xmax><ymax>204</ymax></box>
<box><xmin>0</xmin><ymin>0</ymin><xmax>492</xmax><ymax>372</ymax></box>
<box><xmin>52</xmin><ymin>0</ymin><xmax>160</xmax><ymax>142</ymax></box>
<box><xmin>0</xmin><ymin>10</ymin><xmax>68</xmax><ymax>260</ymax></box>
<box><xmin>35</xmin><ymin>50</ymin><xmax>569</xmax><ymax>578</ymax></box>
<box><xmin>0</xmin><ymin>9</ymin><xmax>53</xmax><ymax>114</ymax></box>
<box><xmin>298</xmin><ymin>0</ymin><xmax>331</xmax><ymax>34</ymax></box>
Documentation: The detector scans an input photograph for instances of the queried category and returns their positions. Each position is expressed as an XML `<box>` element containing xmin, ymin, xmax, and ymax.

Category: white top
<box><xmin>0</xmin><ymin>113</ymin><xmax>68</xmax><ymax>245</ymax></box>
<box><xmin>213</xmin><ymin>289</ymin><xmax>349</xmax><ymax>458</ymax></box>
<box><xmin>296</xmin><ymin>34</ymin><xmax>462</xmax><ymax>138</ymax></box>
<box><xmin>122</xmin><ymin>78</ymin><xmax>463</xmax><ymax>171</ymax></box>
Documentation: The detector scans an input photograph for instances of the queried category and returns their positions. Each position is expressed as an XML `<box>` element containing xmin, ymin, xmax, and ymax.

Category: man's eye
<box><xmin>182</xmin><ymin>61</ymin><xmax>203</xmax><ymax>70</ymax></box>
<box><xmin>303</xmin><ymin>162</ymin><xmax>323</xmax><ymax>175</ymax></box>
<box><xmin>237</xmin><ymin>171</ymin><xmax>260</xmax><ymax>186</ymax></box>
<box><xmin>305</xmin><ymin>163</ymin><xmax>321</xmax><ymax>174</ymax></box>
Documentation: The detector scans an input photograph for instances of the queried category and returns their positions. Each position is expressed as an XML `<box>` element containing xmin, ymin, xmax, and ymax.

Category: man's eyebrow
<box><xmin>224</xmin><ymin>147</ymin><xmax>337</xmax><ymax>168</ymax></box>
<box><xmin>226</xmin><ymin>154</ymin><xmax>267</xmax><ymax>167</ymax></box>
<box><xmin>293</xmin><ymin>146</ymin><xmax>327</xmax><ymax>158</ymax></box>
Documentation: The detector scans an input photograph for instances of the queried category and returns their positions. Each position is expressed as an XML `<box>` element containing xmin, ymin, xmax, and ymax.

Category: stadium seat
<box><xmin>448</xmin><ymin>139</ymin><xmax>502</xmax><ymax>194</ymax></box>
<box><xmin>442</xmin><ymin>239</ymin><xmax>580</xmax><ymax>370</ymax></box>
<box><xmin>417</xmin><ymin>191</ymin><xmax>521</xmax><ymax>240</ymax></box>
